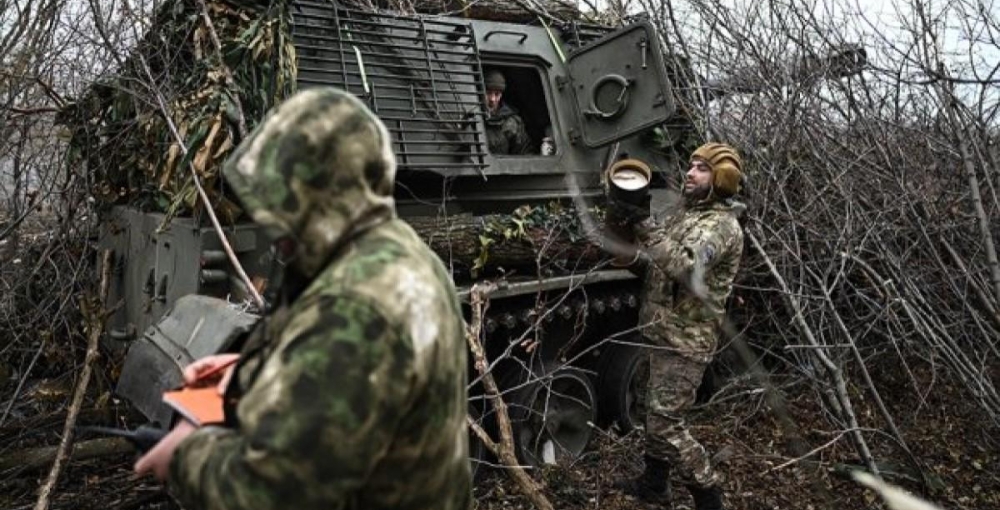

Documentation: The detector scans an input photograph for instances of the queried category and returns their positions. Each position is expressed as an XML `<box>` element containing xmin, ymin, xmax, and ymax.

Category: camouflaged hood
<box><xmin>223</xmin><ymin>88</ymin><xmax>397</xmax><ymax>278</ymax></box>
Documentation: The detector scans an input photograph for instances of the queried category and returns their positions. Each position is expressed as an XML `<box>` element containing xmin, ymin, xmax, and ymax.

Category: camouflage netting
<box><xmin>59</xmin><ymin>0</ymin><xmax>296</xmax><ymax>222</ymax></box>
<box><xmin>360</xmin><ymin>0</ymin><xmax>585</xmax><ymax>23</ymax></box>
<box><xmin>58</xmin><ymin>0</ymin><xmax>592</xmax><ymax>222</ymax></box>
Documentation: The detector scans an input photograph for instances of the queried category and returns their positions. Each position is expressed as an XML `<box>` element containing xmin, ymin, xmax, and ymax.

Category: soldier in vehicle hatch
<box><xmin>607</xmin><ymin>143</ymin><xmax>746</xmax><ymax>510</ymax></box>
<box><xmin>133</xmin><ymin>87</ymin><xmax>472</xmax><ymax>510</ymax></box>
<box><xmin>483</xmin><ymin>68</ymin><xmax>533</xmax><ymax>155</ymax></box>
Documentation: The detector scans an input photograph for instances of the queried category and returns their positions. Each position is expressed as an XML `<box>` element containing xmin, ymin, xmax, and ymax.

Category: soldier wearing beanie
<box><xmin>483</xmin><ymin>68</ymin><xmax>532</xmax><ymax>155</ymax></box>
<box><xmin>611</xmin><ymin>142</ymin><xmax>745</xmax><ymax>510</ymax></box>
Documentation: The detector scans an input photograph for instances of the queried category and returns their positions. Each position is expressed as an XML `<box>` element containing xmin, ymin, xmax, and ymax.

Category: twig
<box><xmin>9</xmin><ymin>106</ymin><xmax>62</xmax><ymax>116</ymax></box>
<box><xmin>33</xmin><ymin>249</ymin><xmax>113</xmax><ymax>510</ymax></box>
<box><xmin>766</xmin><ymin>430</ymin><xmax>848</xmax><ymax>472</ymax></box>
<box><xmin>0</xmin><ymin>338</ymin><xmax>46</xmax><ymax>428</ymax></box>
<box><xmin>466</xmin><ymin>282</ymin><xmax>554</xmax><ymax>510</ymax></box>
<box><xmin>468</xmin><ymin>415</ymin><xmax>500</xmax><ymax>454</ymax></box>
<box><xmin>747</xmin><ymin>228</ymin><xmax>879</xmax><ymax>477</ymax></box>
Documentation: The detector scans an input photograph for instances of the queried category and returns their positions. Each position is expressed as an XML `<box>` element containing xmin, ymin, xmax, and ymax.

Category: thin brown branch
<box><xmin>136</xmin><ymin>55</ymin><xmax>265</xmax><ymax>309</ymax></box>
<box><xmin>33</xmin><ymin>249</ymin><xmax>112</xmax><ymax>510</ymax></box>
<box><xmin>466</xmin><ymin>282</ymin><xmax>554</xmax><ymax>510</ymax></box>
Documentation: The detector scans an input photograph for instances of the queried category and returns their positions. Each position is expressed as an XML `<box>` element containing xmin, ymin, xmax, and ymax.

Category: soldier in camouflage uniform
<box><xmin>483</xmin><ymin>69</ymin><xmax>533</xmax><ymax>155</ymax></box>
<box><xmin>612</xmin><ymin>143</ymin><xmax>745</xmax><ymax>510</ymax></box>
<box><xmin>135</xmin><ymin>87</ymin><xmax>472</xmax><ymax>510</ymax></box>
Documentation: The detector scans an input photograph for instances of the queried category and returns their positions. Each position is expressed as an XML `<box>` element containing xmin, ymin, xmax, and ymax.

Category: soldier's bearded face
<box><xmin>684</xmin><ymin>159</ymin><xmax>713</xmax><ymax>199</ymax></box>
<box><xmin>486</xmin><ymin>89</ymin><xmax>502</xmax><ymax>114</ymax></box>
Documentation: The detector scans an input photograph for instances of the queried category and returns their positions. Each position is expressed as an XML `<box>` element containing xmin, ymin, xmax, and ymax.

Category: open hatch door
<box><xmin>565</xmin><ymin>21</ymin><xmax>675</xmax><ymax>147</ymax></box>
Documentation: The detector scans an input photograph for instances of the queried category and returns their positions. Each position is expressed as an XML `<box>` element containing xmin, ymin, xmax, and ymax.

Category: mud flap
<box><xmin>115</xmin><ymin>295</ymin><xmax>259</xmax><ymax>426</ymax></box>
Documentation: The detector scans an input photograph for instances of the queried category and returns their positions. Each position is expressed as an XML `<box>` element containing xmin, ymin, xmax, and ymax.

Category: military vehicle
<box><xmin>100</xmin><ymin>0</ymin><xmax>866</xmax><ymax>468</ymax></box>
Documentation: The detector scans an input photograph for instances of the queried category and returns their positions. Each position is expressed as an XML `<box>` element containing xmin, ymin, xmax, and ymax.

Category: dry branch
<box><xmin>135</xmin><ymin>52</ymin><xmax>265</xmax><ymax>309</ymax></box>
<box><xmin>33</xmin><ymin>249</ymin><xmax>113</xmax><ymax>510</ymax></box>
<box><xmin>747</xmin><ymin>229</ymin><xmax>878</xmax><ymax>476</ymax></box>
<box><xmin>466</xmin><ymin>282</ymin><xmax>554</xmax><ymax>510</ymax></box>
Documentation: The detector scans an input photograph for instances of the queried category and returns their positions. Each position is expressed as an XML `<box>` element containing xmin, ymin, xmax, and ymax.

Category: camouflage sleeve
<box><xmin>617</xmin><ymin>218</ymin><xmax>662</xmax><ymax>277</ymax></box>
<box><xmin>644</xmin><ymin>214</ymin><xmax>739</xmax><ymax>282</ymax></box>
<box><xmin>509</xmin><ymin>115</ymin><xmax>534</xmax><ymax>155</ymax></box>
<box><xmin>168</xmin><ymin>293</ymin><xmax>415</xmax><ymax>510</ymax></box>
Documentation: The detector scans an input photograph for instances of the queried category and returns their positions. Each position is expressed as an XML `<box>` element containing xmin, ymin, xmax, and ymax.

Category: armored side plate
<box><xmin>116</xmin><ymin>295</ymin><xmax>259</xmax><ymax>426</ymax></box>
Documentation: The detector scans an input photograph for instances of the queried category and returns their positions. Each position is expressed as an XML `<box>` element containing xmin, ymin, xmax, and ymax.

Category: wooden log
<box><xmin>0</xmin><ymin>409</ymin><xmax>117</xmax><ymax>445</ymax></box>
<box><xmin>407</xmin><ymin>212</ymin><xmax>608</xmax><ymax>274</ymax></box>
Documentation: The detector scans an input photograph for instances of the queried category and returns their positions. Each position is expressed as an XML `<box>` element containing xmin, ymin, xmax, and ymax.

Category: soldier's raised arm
<box><xmin>641</xmin><ymin>213</ymin><xmax>741</xmax><ymax>290</ymax></box>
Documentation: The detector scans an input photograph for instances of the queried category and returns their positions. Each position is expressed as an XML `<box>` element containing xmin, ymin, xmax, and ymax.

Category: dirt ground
<box><xmin>473</xmin><ymin>362</ymin><xmax>1000</xmax><ymax>510</ymax></box>
<box><xmin>1</xmin><ymin>358</ymin><xmax>997</xmax><ymax>510</ymax></box>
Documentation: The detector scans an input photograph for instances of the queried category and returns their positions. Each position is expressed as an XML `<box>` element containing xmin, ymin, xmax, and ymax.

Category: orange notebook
<box><xmin>163</xmin><ymin>386</ymin><xmax>225</xmax><ymax>426</ymax></box>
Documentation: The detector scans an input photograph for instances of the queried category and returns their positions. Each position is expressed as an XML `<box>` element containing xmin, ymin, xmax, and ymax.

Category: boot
<box><xmin>686</xmin><ymin>484</ymin><xmax>724</xmax><ymax>510</ymax></box>
<box><xmin>615</xmin><ymin>455</ymin><xmax>671</xmax><ymax>503</ymax></box>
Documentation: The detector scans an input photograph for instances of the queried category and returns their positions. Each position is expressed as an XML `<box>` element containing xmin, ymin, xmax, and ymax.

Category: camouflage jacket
<box><xmin>167</xmin><ymin>88</ymin><xmax>472</xmax><ymax>510</ymax></box>
<box><xmin>632</xmin><ymin>199</ymin><xmax>744</xmax><ymax>362</ymax></box>
<box><xmin>485</xmin><ymin>104</ymin><xmax>532</xmax><ymax>155</ymax></box>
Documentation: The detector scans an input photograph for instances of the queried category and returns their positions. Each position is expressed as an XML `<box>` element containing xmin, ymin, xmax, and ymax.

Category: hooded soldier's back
<box><xmin>166</xmin><ymin>88</ymin><xmax>472</xmax><ymax>510</ymax></box>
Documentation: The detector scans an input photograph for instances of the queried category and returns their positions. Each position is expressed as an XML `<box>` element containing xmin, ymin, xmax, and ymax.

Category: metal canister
<box><xmin>602</xmin><ymin>158</ymin><xmax>653</xmax><ymax>266</ymax></box>
<box><xmin>541</xmin><ymin>137</ymin><xmax>555</xmax><ymax>156</ymax></box>
<box><xmin>606</xmin><ymin>158</ymin><xmax>652</xmax><ymax>206</ymax></box>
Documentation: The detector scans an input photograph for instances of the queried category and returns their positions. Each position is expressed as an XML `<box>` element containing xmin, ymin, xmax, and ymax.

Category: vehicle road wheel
<box><xmin>507</xmin><ymin>365</ymin><xmax>597</xmax><ymax>467</ymax></box>
<box><xmin>597</xmin><ymin>340</ymin><xmax>650</xmax><ymax>433</ymax></box>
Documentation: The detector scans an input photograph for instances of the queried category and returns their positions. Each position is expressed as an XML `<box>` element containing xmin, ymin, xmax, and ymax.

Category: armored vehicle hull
<box><xmin>102</xmin><ymin>0</ymin><xmax>866</xmax><ymax>467</ymax></box>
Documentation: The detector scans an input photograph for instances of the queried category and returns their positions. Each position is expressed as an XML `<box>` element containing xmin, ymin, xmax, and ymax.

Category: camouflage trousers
<box><xmin>644</xmin><ymin>348</ymin><xmax>718</xmax><ymax>488</ymax></box>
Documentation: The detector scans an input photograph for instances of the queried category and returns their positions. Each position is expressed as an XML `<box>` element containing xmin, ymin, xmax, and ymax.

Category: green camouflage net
<box><xmin>60</xmin><ymin>0</ymin><xmax>297</xmax><ymax>222</ymax></box>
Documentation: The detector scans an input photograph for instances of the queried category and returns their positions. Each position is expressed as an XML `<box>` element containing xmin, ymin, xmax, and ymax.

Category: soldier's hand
<box><xmin>610</xmin><ymin>244</ymin><xmax>641</xmax><ymax>268</ymax></box>
<box><xmin>134</xmin><ymin>419</ymin><xmax>196</xmax><ymax>482</ymax></box>
<box><xmin>183</xmin><ymin>354</ymin><xmax>240</xmax><ymax>395</ymax></box>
